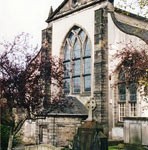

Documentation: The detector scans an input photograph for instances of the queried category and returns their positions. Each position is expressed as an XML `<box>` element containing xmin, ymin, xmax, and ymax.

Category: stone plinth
<box><xmin>124</xmin><ymin>117</ymin><xmax>148</xmax><ymax>145</ymax></box>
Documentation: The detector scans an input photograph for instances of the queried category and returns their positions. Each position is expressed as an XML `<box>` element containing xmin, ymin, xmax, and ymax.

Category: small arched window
<box><xmin>63</xmin><ymin>26</ymin><xmax>91</xmax><ymax>94</ymax></box>
<box><xmin>129</xmin><ymin>82</ymin><xmax>137</xmax><ymax>101</ymax></box>
<box><xmin>118</xmin><ymin>69</ymin><xmax>126</xmax><ymax>101</ymax></box>
<box><xmin>117</xmin><ymin>68</ymin><xmax>137</xmax><ymax>121</ymax></box>
<box><xmin>118</xmin><ymin>69</ymin><xmax>137</xmax><ymax>102</ymax></box>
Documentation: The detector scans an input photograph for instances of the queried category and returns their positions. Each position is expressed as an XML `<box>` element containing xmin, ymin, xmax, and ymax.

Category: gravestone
<box><xmin>72</xmin><ymin>121</ymin><xmax>108</xmax><ymax>150</ymax></box>
<box><xmin>86</xmin><ymin>98</ymin><xmax>96</xmax><ymax>121</ymax></box>
<box><xmin>72</xmin><ymin>98</ymin><xmax>108</xmax><ymax>150</ymax></box>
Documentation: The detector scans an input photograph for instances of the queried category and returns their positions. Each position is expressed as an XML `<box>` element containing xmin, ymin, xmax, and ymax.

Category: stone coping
<box><xmin>25</xmin><ymin>144</ymin><xmax>63</xmax><ymax>150</ymax></box>
<box><xmin>36</xmin><ymin>113</ymin><xmax>87</xmax><ymax>118</ymax></box>
<box><xmin>123</xmin><ymin>117</ymin><xmax>148</xmax><ymax>121</ymax></box>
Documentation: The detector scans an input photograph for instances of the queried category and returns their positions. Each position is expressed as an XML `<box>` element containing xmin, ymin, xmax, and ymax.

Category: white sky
<box><xmin>0</xmin><ymin>0</ymin><xmax>63</xmax><ymax>47</ymax></box>
<box><xmin>0</xmin><ymin>0</ymin><xmax>147</xmax><ymax>48</ymax></box>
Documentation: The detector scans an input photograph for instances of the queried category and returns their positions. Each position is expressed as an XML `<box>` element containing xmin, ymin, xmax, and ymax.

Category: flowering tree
<box><xmin>0</xmin><ymin>33</ymin><xmax>42</xmax><ymax>149</ymax></box>
<box><xmin>0</xmin><ymin>33</ymin><xmax>66</xmax><ymax>149</ymax></box>
<box><xmin>113</xmin><ymin>42</ymin><xmax>148</xmax><ymax>95</ymax></box>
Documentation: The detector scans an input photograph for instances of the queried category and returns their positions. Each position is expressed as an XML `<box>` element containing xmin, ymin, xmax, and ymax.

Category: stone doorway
<box><xmin>39</xmin><ymin>125</ymin><xmax>48</xmax><ymax>144</ymax></box>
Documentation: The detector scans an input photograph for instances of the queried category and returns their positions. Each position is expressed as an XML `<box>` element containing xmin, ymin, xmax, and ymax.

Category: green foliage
<box><xmin>113</xmin><ymin>43</ymin><xmax>148</xmax><ymax>95</ymax></box>
<box><xmin>108</xmin><ymin>145</ymin><xmax>118</xmax><ymax>150</ymax></box>
<box><xmin>125</xmin><ymin>144</ymin><xmax>145</xmax><ymax>150</ymax></box>
<box><xmin>1</xmin><ymin>106</ymin><xmax>15</xmax><ymax>127</ymax></box>
<box><xmin>108</xmin><ymin>143</ymin><xmax>125</xmax><ymax>150</ymax></box>
<box><xmin>0</xmin><ymin>124</ymin><xmax>11</xmax><ymax>150</ymax></box>
<box><xmin>118</xmin><ymin>143</ymin><xmax>125</xmax><ymax>149</ymax></box>
<box><xmin>109</xmin><ymin>144</ymin><xmax>147</xmax><ymax>150</ymax></box>
<box><xmin>0</xmin><ymin>124</ymin><xmax>22</xmax><ymax>150</ymax></box>
<box><xmin>12</xmin><ymin>134</ymin><xmax>22</xmax><ymax>147</ymax></box>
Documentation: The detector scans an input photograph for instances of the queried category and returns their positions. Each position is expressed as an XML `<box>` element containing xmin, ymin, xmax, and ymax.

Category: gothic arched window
<box><xmin>129</xmin><ymin>82</ymin><xmax>137</xmax><ymax>101</ymax></box>
<box><xmin>63</xmin><ymin>26</ymin><xmax>91</xmax><ymax>94</ymax></box>
<box><xmin>118</xmin><ymin>68</ymin><xmax>137</xmax><ymax>121</ymax></box>
<box><xmin>118</xmin><ymin>69</ymin><xmax>126</xmax><ymax>101</ymax></box>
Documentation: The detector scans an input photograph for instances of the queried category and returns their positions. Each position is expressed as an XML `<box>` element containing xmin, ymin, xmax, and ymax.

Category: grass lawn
<box><xmin>109</xmin><ymin>146</ymin><xmax>119</xmax><ymax>150</ymax></box>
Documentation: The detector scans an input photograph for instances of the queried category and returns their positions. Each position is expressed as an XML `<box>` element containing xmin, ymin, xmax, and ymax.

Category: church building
<box><xmin>23</xmin><ymin>0</ymin><xmax>148</xmax><ymax>147</ymax></box>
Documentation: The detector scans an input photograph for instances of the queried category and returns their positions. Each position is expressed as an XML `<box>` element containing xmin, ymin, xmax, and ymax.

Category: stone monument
<box><xmin>86</xmin><ymin>98</ymin><xmax>96</xmax><ymax>121</ymax></box>
<box><xmin>72</xmin><ymin>98</ymin><xmax>108</xmax><ymax>150</ymax></box>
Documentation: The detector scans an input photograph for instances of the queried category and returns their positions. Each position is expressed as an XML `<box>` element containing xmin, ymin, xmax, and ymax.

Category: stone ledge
<box><xmin>123</xmin><ymin>117</ymin><xmax>148</xmax><ymax>121</ymax></box>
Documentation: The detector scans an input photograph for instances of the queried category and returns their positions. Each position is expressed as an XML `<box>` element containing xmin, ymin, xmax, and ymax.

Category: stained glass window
<box><xmin>63</xmin><ymin>26</ymin><xmax>91</xmax><ymax>94</ymax></box>
<box><xmin>64</xmin><ymin>79</ymin><xmax>70</xmax><ymax>94</ymax></box>
<box><xmin>118</xmin><ymin>68</ymin><xmax>137</xmax><ymax>122</ymax></box>
<box><xmin>73</xmin><ymin>60</ymin><xmax>80</xmax><ymax>76</ymax></box>
<box><xmin>84</xmin><ymin>58</ymin><xmax>91</xmax><ymax>74</ymax></box>
<box><xmin>118</xmin><ymin>69</ymin><xmax>125</xmax><ymax>81</ymax></box>
<box><xmin>73</xmin><ymin>77</ymin><xmax>80</xmax><ymax>93</ymax></box>
<box><xmin>84</xmin><ymin>76</ymin><xmax>91</xmax><ymax>91</ymax></box>
<box><xmin>69</xmin><ymin>32</ymin><xmax>75</xmax><ymax>45</ymax></box>
<box><xmin>129</xmin><ymin>82</ymin><xmax>137</xmax><ymax>101</ymax></box>
<box><xmin>64</xmin><ymin>62</ymin><xmax>70</xmax><ymax>78</ymax></box>
<box><xmin>73</xmin><ymin>39</ymin><xmax>81</xmax><ymax>58</ymax></box>
<box><xmin>79</xmin><ymin>30</ymin><xmax>86</xmax><ymax>42</ymax></box>
<box><xmin>118</xmin><ymin>70</ymin><xmax>126</xmax><ymax>101</ymax></box>
<box><xmin>84</xmin><ymin>38</ymin><xmax>91</xmax><ymax>56</ymax></box>
<box><xmin>64</xmin><ymin>43</ymin><xmax>70</xmax><ymax>60</ymax></box>
<box><xmin>118</xmin><ymin>83</ymin><xmax>126</xmax><ymax>101</ymax></box>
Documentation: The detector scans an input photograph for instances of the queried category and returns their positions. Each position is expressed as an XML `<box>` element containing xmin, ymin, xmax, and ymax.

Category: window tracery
<box><xmin>63</xmin><ymin>26</ymin><xmax>91</xmax><ymax>94</ymax></box>
<box><xmin>118</xmin><ymin>69</ymin><xmax>137</xmax><ymax>121</ymax></box>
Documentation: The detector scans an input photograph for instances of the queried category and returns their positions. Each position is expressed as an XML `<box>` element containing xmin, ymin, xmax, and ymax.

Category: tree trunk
<box><xmin>7</xmin><ymin>133</ymin><xmax>14</xmax><ymax>150</ymax></box>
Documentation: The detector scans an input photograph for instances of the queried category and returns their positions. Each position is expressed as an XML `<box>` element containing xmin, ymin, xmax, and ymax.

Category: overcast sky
<box><xmin>0</xmin><ymin>0</ymin><xmax>146</xmax><ymax>48</ymax></box>
<box><xmin>0</xmin><ymin>0</ymin><xmax>63</xmax><ymax>47</ymax></box>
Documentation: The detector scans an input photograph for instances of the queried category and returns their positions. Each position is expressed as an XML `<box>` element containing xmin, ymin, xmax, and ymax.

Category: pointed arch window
<box><xmin>73</xmin><ymin>39</ymin><xmax>81</xmax><ymax>59</ymax></box>
<box><xmin>63</xmin><ymin>26</ymin><xmax>91</xmax><ymax>94</ymax></box>
<box><xmin>118</xmin><ymin>69</ymin><xmax>126</xmax><ymax>101</ymax></box>
<box><xmin>118</xmin><ymin>68</ymin><xmax>137</xmax><ymax>121</ymax></box>
<box><xmin>129</xmin><ymin>82</ymin><xmax>137</xmax><ymax>101</ymax></box>
<box><xmin>64</xmin><ymin>42</ymin><xmax>70</xmax><ymax>60</ymax></box>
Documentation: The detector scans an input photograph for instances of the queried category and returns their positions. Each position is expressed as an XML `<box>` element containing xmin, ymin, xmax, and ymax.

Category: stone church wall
<box><xmin>38</xmin><ymin>0</ymin><xmax>148</xmax><ymax>143</ymax></box>
<box><xmin>35</xmin><ymin>116</ymin><xmax>83</xmax><ymax>147</ymax></box>
<box><xmin>51</xmin><ymin>1</ymin><xmax>108</xmax><ymax>58</ymax></box>
<box><xmin>22</xmin><ymin>116</ymin><xmax>83</xmax><ymax>147</ymax></box>
<box><xmin>107</xmin><ymin>12</ymin><xmax>148</xmax><ymax>139</ymax></box>
<box><xmin>22</xmin><ymin>120</ymin><xmax>36</xmax><ymax>145</ymax></box>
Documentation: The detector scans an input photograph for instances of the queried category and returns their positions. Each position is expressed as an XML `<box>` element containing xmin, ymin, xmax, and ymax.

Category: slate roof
<box><xmin>37</xmin><ymin>96</ymin><xmax>88</xmax><ymax>117</ymax></box>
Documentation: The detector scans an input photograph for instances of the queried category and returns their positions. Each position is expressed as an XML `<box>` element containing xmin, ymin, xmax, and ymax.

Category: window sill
<box><xmin>118</xmin><ymin>101</ymin><xmax>126</xmax><ymax>104</ymax></box>
<box><xmin>71</xmin><ymin>91</ymin><xmax>91</xmax><ymax>96</ymax></box>
<box><xmin>80</xmin><ymin>92</ymin><xmax>91</xmax><ymax>96</ymax></box>
<box><xmin>128</xmin><ymin>101</ymin><xmax>137</xmax><ymax>103</ymax></box>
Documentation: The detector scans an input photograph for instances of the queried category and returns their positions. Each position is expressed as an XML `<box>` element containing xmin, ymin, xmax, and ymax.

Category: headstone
<box><xmin>72</xmin><ymin>98</ymin><xmax>108</xmax><ymax>150</ymax></box>
<box><xmin>86</xmin><ymin>98</ymin><xmax>96</xmax><ymax>121</ymax></box>
<box><xmin>72</xmin><ymin>121</ymin><xmax>108</xmax><ymax>150</ymax></box>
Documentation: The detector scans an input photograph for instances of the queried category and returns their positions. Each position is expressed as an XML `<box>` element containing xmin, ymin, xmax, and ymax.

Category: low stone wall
<box><xmin>112</xmin><ymin>127</ymin><xmax>123</xmax><ymax>140</ymax></box>
<box><xmin>25</xmin><ymin>144</ymin><xmax>62</xmax><ymax>150</ymax></box>
<box><xmin>22</xmin><ymin>121</ymin><xmax>36</xmax><ymax>145</ymax></box>
<box><xmin>124</xmin><ymin>117</ymin><xmax>148</xmax><ymax>145</ymax></box>
<box><xmin>35</xmin><ymin>116</ymin><xmax>83</xmax><ymax>147</ymax></box>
